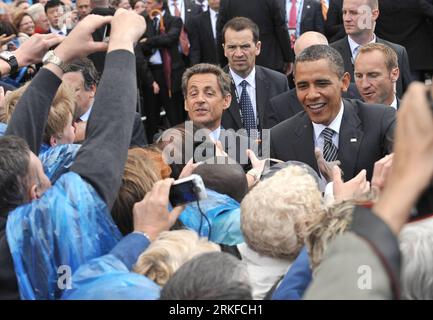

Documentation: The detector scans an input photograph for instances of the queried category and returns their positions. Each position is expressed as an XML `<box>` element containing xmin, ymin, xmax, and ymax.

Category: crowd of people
<box><xmin>1</xmin><ymin>0</ymin><xmax>433</xmax><ymax>301</ymax></box>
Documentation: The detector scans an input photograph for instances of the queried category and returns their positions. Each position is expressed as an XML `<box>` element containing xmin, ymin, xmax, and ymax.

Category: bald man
<box><xmin>265</xmin><ymin>31</ymin><xmax>360</xmax><ymax>128</ymax></box>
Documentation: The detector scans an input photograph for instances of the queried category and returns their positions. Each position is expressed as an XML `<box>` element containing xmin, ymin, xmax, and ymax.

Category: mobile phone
<box><xmin>103</xmin><ymin>24</ymin><xmax>111</xmax><ymax>42</ymax></box>
<box><xmin>169</xmin><ymin>174</ymin><xmax>207</xmax><ymax>207</ymax></box>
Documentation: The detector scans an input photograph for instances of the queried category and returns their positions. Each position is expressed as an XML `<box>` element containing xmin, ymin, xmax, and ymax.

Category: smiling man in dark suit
<box><xmin>270</xmin><ymin>45</ymin><xmax>395</xmax><ymax>181</ymax></box>
<box><xmin>265</xmin><ymin>31</ymin><xmax>361</xmax><ymax>128</ymax></box>
<box><xmin>220</xmin><ymin>17</ymin><xmax>289</xmax><ymax>135</ymax></box>
<box><xmin>330</xmin><ymin>0</ymin><xmax>411</xmax><ymax>98</ymax></box>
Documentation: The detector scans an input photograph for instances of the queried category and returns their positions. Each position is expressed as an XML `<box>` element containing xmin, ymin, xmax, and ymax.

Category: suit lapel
<box><xmin>255</xmin><ymin>66</ymin><xmax>270</xmax><ymax>129</ymax></box>
<box><xmin>339</xmin><ymin>36</ymin><xmax>354</xmax><ymax>79</ymax></box>
<box><xmin>223</xmin><ymin>65</ymin><xmax>243</xmax><ymax>129</ymax></box>
<box><xmin>203</xmin><ymin>11</ymin><xmax>214</xmax><ymax>41</ymax></box>
<box><xmin>293</xmin><ymin>113</ymin><xmax>319</xmax><ymax>174</ymax></box>
<box><xmin>338</xmin><ymin>99</ymin><xmax>363</xmax><ymax>180</ymax></box>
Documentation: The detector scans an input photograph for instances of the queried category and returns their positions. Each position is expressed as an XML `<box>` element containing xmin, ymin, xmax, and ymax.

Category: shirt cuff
<box><xmin>110</xmin><ymin>232</ymin><xmax>151</xmax><ymax>270</ymax></box>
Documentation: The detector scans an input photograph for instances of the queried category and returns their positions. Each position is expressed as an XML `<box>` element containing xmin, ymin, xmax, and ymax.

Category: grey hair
<box><xmin>160</xmin><ymin>252</ymin><xmax>252</xmax><ymax>300</ymax></box>
<box><xmin>400</xmin><ymin>219</ymin><xmax>433</xmax><ymax>300</ymax></box>
<box><xmin>294</xmin><ymin>44</ymin><xmax>345</xmax><ymax>79</ymax></box>
<box><xmin>181</xmin><ymin>63</ymin><xmax>232</xmax><ymax>98</ymax></box>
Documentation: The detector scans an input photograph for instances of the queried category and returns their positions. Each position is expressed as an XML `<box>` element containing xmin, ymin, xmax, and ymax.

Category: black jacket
<box><xmin>216</xmin><ymin>0</ymin><xmax>292</xmax><ymax>72</ymax></box>
<box><xmin>221</xmin><ymin>65</ymin><xmax>289</xmax><ymax>131</ymax></box>
<box><xmin>270</xmin><ymin>98</ymin><xmax>396</xmax><ymax>181</ymax></box>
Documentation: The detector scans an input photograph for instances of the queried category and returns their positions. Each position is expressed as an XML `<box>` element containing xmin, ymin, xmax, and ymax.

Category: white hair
<box><xmin>399</xmin><ymin>218</ymin><xmax>433</xmax><ymax>300</ymax></box>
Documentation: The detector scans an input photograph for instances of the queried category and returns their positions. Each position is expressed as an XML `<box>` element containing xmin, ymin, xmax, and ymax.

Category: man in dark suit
<box><xmin>324</xmin><ymin>0</ymin><xmax>345</xmax><ymax>42</ymax></box>
<box><xmin>139</xmin><ymin>0</ymin><xmax>186</xmax><ymax>130</ymax></box>
<box><xmin>188</xmin><ymin>0</ymin><xmax>220</xmax><ymax>65</ymax></box>
<box><xmin>270</xmin><ymin>45</ymin><xmax>395</xmax><ymax>181</ymax></box>
<box><xmin>160</xmin><ymin>63</ymin><xmax>252</xmax><ymax>169</ymax></box>
<box><xmin>330</xmin><ymin>0</ymin><xmax>411</xmax><ymax>98</ymax></box>
<box><xmin>165</xmin><ymin>0</ymin><xmax>202</xmax><ymax>65</ymax></box>
<box><xmin>265</xmin><ymin>31</ymin><xmax>360</xmax><ymax>128</ymax></box>
<box><xmin>220</xmin><ymin>17</ymin><xmax>289</xmax><ymax>135</ymax></box>
<box><xmin>279</xmin><ymin>0</ymin><xmax>325</xmax><ymax>48</ymax></box>
<box><xmin>375</xmin><ymin>0</ymin><xmax>433</xmax><ymax>82</ymax></box>
<box><xmin>354</xmin><ymin>43</ymin><xmax>401</xmax><ymax>109</ymax></box>
<box><xmin>216</xmin><ymin>0</ymin><xmax>292</xmax><ymax>74</ymax></box>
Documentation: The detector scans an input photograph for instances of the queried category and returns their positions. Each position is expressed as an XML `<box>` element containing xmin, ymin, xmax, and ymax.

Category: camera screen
<box><xmin>169</xmin><ymin>180</ymin><xmax>198</xmax><ymax>207</ymax></box>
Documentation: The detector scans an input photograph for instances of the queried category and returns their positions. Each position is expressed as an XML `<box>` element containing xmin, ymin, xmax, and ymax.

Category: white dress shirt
<box><xmin>168</xmin><ymin>0</ymin><xmax>185</xmax><ymax>22</ymax></box>
<box><xmin>348</xmin><ymin>33</ymin><xmax>376</xmax><ymax>61</ymax></box>
<box><xmin>390</xmin><ymin>96</ymin><xmax>398</xmax><ymax>110</ymax></box>
<box><xmin>209</xmin><ymin>7</ymin><xmax>218</xmax><ymax>40</ymax></box>
<box><xmin>229</xmin><ymin>67</ymin><xmax>258</xmax><ymax>122</ymax></box>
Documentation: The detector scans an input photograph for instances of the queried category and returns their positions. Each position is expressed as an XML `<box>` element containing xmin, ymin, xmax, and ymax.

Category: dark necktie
<box><xmin>322</xmin><ymin>127</ymin><xmax>338</xmax><ymax>162</ymax></box>
<box><xmin>239</xmin><ymin>80</ymin><xmax>256</xmax><ymax>135</ymax></box>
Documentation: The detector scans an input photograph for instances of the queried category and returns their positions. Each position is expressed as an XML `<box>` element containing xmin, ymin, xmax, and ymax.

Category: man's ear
<box><xmin>223</xmin><ymin>93</ymin><xmax>232</xmax><ymax>110</ymax></box>
<box><xmin>90</xmin><ymin>84</ymin><xmax>97</xmax><ymax>97</ymax></box>
<box><xmin>255</xmin><ymin>41</ymin><xmax>261</xmax><ymax>56</ymax></box>
<box><xmin>341</xmin><ymin>72</ymin><xmax>351</xmax><ymax>92</ymax></box>
<box><xmin>391</xmin><ymin>67</ymin><xmax>400</xmax><ymax>83</ymax></box>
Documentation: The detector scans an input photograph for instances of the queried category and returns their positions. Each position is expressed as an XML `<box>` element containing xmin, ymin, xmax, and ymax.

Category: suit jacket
<box><xmin>189</xmin><ymin>10</ymin><xmax>218</xmax><ymax>65</ymax></box>
<box><xmin>140</xmin><ymin>13</ymin><xmax>185</xmax><ymax>93</ymax></box>
<box><xmin>278</xmin><ymin>0</ymin><xmax>325</xmax><ymax>34</ymax></box>
<box><xmin>270</xmin><ymin>98</ymin><xmax>396</xmax><ymax>181</ymax></box>
<box><xmin>216</xmin><ymin>0</ymin><xmax>292</xmax><ymax>72</ymax></box>
<box><xmin>330</xmin><ymin>36</ymin><xmax>412</xmax><ymax>98</ymax></box>
<box><xmin>265</xmin><ymin>83</ymin><xmax>361</xmax><ymax>128</ymax></box>
<box><xmin>375</xmin><ymin>0</ymin><xmax>433</xmax><ymax>71</ymax></box>
<box><xmin>325</xmin><ymin>0</ymin><xmax>345</xmax><ymax>43</ymax></box>
<box><xmin>221</xmin><ymin>65</ymin><xmax>289</xmax><ymax>131</ymax></box>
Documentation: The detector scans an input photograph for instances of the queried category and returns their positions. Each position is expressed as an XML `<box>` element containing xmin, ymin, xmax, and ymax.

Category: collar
<box><xmin>209</xmin><ymin>126</ymin><xmax>221</xmax><ymax>142</ymax></box>
<box><xmin>312</xmin><ymin>100</ymin><xmax>345</xmax><ymax>141</ymax></box>
<box><xmin>50</xmin><ymin>24</ymin><xmax>67</xmax><ymax>35</ymax></box>
<box><xmin>229</xmin><ymin>66</ymin><xmax>256</xmax><ymax>89</ymax></box>
<box><xmin>348</xmin><ymin>33</ymin><xmax>376</xmax><ymax>57</ymax></box>
<box><xmin>390</xmin><ymin>95</ymin><xmax>398</xmax><ymax>109</ymax></box>
<box><xmin>80</xmin><ymin>104</ymin><xmax>93</xmax><ymax>122</ymax></box>
<box><xmin>209</xmin><ymin>7</ymin><xmax>218</xmax><ymax>18</ymax></box>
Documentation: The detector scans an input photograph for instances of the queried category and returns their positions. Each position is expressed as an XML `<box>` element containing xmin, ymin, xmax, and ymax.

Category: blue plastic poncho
<box><xmin>0</xmin><ymin>122</ymin><xmax>6</xmax><ymax>136</ymax></box>
<box><xmin>39</xmin><ymin>143</ymin><xmax>81</xmax><ymax>183</ymax></box>
<box><xmin>179</xmin><ymin>189</ymin><xmax>244</xmax><ymax>245</ymax></box>
<box><xmin>6</xmin><ymin>171</ymin><xmax>122</xmax><ymax>300</ymax></box>
<box><xmin>61</xmin><ymin>254</ymin><xmax>160</xmax><ymax>300</ymax></box>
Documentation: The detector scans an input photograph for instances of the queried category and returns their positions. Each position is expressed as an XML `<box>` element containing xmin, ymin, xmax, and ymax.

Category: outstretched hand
<box><xmin>132</xmin><ymin>179</ymin><xmax>184</xmax><ymax>241</ymax></box>
<box><xmin>315</xmin><ymin>147</ymin><xmax>341</xmax><ymax>182</ymax></box>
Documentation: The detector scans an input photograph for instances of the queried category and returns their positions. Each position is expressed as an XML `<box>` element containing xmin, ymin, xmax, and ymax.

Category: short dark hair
<box><xmin>222</xmin><ymin>17</ymin><xmax>259</xmax><ymax>44</ymax></box>
<box><xmin>64</xmin><ymin>57</ymin><xmax>100</xmax><ymax>90</ymax></box>
<box><xmin>160</xmin><ymin>252</ymin><xmax>252</xmax><ymax>300</ymax></box>
<box><xmin>193</xmin><ymin>163</ymin><xmax>248</xmax><ymax>203</ymax></box>
<box><xmin>0</xmin><ymin>136</ymin><xmax>31</xmax><ymax>216</ymax></box>
<box><xmin>44</xmin><ymin>0</ymin><xmax>64</xmax><ymax>12</ymax></box>
<box><xmin>294</xmin><ymin>44</ymin><xmax>345</xmax><ymax>78</ymax></box>
<box><xmin>181</xmin><ymin>63</ymin><xmax>231</xmax><ymax>98</ymax></box>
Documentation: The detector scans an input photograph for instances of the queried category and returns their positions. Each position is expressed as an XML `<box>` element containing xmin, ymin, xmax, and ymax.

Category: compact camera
<box><xmin>169</xmin><ymin>174</ymin><xmax>207</xmax><ymax>207</ymax></box>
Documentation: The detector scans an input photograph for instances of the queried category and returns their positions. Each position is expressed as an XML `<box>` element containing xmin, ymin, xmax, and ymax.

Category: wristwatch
<box><xmin>0</xmin><ymin>51</ymin><xmax>19</xmax><ymax>74</ymax></box>
<box><xmin>42</xmin><ymin>50</ymin><xmax>68</xmax><ymax>72</ymax></box>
